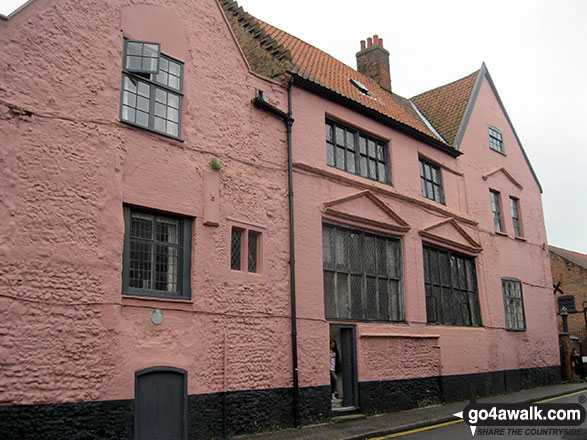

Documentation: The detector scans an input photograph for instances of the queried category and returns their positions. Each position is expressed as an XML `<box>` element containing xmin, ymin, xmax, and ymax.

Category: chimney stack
<box><xmin>356</xmin><ymin>35</ymin><xmax>391</xmax><ymax>92</ymax></box>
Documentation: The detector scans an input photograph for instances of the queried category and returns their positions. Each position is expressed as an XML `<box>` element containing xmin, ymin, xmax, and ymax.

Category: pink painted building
<box><xmin>0</xmin><ymin>0</ymin><xmax>559</xmax><ymax>438</ymax></box>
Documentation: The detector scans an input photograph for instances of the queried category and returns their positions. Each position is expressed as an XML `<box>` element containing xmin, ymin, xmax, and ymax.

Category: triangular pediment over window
<box><xmin>322</xmin><ymin>191</ymin><xmax>410</xmax><ymax>234</ymax></box>
<box><xmin>482</xmin><ymin>167</ymin><xmax>523</xmax><ymax>190</ymax></box>
<box><xmin>420</xmin><ymin>218</ymin><xmax>482</xmax><ymax>255</ymax></box>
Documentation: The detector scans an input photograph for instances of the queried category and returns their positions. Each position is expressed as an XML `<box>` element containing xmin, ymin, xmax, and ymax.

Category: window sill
<box><xmin>122</xmin><ymin>294</ymin><xmax>193</xmax><ymax>310</ymax></box>
<box><xmin>489</xmin><ymin>147</ymin><xmax>507</xmax><ymax>156</ymax></box>
<box><xmin>495</xmin><ymin>231</ymin><xmax>509</xmax><ymax>237</ymax></box>
<box><xmin>506</xmin><ymin>328</ymin><xmax>527</xmax><ymax>332</ymax></box>
<box><xmin>514</xmin><ymin>236</ymin><xmax>527</xmax><ymax>242</ymax></box>
<box><xmin>119</xmin><ymin>120</ymin><xmax>185</xmax><ymax>143</ymax></box>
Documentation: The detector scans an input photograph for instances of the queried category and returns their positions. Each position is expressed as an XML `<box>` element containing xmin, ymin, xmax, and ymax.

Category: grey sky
<box><xmin>3</xmin><ymin>0</ymin><xmax>586</xmax><ymax>253</ymax></box>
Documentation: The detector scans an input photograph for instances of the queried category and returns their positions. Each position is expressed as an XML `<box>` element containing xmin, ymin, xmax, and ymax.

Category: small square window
<box><xmin>488</xmin><ymin>126</ymin><xmax>505</xmax><ymax>154</ymax></box>
<box><xmin>230</xmin><ymin>227</ymin><xmax>262</xmax><ymax>273</ymax></box>
<box><xmin>121</xmin><ymin>39</ymin><xmax>183</xmax><ymax>140</ymax></box>
<box><xmin>122</xmin><ymin>206</ymin><xmax>192</xmax><ymax>299</ymax></box>
<box><xmin>419</xmin><ymin>158</ymin><xmax>445</xmax><ymax>204</ymax></box>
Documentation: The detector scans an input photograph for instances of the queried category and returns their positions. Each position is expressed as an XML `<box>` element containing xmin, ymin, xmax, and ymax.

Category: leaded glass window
<box><xmin>502</xmin><ymin>279</ymin><xmax>526</xmax><ymax>330</ymax></box>
<box><xmin>423</xmin><ymin>245</ymin><xmax>482</xmax><ymax>327</ymax></box>
<box><xmin>121</xmin><ymin>39</ymin><xmax>183</xmax><ymax>139</ymax></box>
<box><xmin>326</xmin><ymin>120</ymin><xmax>389</xmax><ymax>184</ymax></box>
<box><xmin>419</xmin><ymin>158</ymin><xmax>444</xmax><ymax>204</ymax></box>
<box><xmin>230</xmin><ymin>227</ymin><xmax>261</xmax><ymax>273</ymax></box>
<box><xmin>322</xmin><ymin>224</ymin><xmax>403</xmax><ymax>322</ymax></box>
<box><xmin>123</xmin><ymin>206</ymin><xmax>191</xmax><ymax>299</ymax></box>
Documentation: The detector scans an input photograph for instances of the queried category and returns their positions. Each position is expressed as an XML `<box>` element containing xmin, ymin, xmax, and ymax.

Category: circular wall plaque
<box><xmin>151</xmin><ymin>308</ymin><xmax>164</xmax><ymax>325</ymax></box>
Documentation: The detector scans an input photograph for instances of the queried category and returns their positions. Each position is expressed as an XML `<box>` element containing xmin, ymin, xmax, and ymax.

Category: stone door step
<box><xmin>332</xmin><ymin>413</ymin><xmax>366</xmax><ymax>423</ymax></box>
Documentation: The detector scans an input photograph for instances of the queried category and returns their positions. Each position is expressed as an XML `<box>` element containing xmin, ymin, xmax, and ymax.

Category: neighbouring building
<box><xmin>0</xmin><ymin>0</ymin><xmax>560</xmax><ymax>438</ymax></box>
<box><xmin>550</xmin><ymin>245</ymin><xmax>587</xmax><ymax>346</ymax></box>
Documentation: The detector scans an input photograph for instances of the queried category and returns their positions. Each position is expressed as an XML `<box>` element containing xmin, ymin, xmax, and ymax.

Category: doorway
<box><xmin>330</xmin><ymin>325</ymin><xmax>358</xmax><ymax>410</ymax></box>
<box><xmin>135</xmin><ymin>366</ymin><xmax>188</xmax><ymax>440</ymax></box>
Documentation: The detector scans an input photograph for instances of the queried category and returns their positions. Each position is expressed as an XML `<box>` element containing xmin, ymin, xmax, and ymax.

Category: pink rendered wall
<box><xmin>290</xmin><ymin>76</ymin><xmax>558</xmax><ymax>387</ymax></box>
<box><xmin>0</xmin><ymin>0</ymin><xmax>293</xmax><ymax>405</ymax></box>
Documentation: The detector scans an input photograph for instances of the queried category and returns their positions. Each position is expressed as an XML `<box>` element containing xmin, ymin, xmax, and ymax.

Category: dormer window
<box><xmin>120</xmin><ymin>39</ymin><xmax>184</xmax><ymax>140</ymax></box>
<box><xmin>350</xmin><ymin>78</ymin><xmax>369</xmax><ymax>95</ymax></box>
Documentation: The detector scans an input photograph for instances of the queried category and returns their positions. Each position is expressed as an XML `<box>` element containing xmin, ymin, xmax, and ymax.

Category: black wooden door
<box><xmin>135</xmin><ymin>367</ymin><xmax>187</xmax><ymax>440</ymax></box>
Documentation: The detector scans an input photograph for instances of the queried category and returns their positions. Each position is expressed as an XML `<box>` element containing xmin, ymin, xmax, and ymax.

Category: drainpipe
<box><xmin>252</xmin><ymin>77</ymin><xmax>300</xmax><ymax>428</ymax></box>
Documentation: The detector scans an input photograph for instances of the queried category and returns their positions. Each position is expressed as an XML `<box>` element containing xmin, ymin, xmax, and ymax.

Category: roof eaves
<box><xmin>292</xmin><ymin>74</ymin><xmax>461</xmax><ymax>157</ymax></box>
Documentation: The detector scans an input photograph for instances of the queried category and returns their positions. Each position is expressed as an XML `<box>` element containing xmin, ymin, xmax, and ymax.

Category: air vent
<box><xmin>350</xmin><ymin>78</ymin><xmax>369</xmax><ymax>95</ymax></box>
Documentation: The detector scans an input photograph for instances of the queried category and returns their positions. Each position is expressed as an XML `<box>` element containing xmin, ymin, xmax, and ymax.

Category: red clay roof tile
<box><xmin>411</xmin><ymin>70</ymin><xmax>480</xmax><ymax>146</ymax></box>
<box><xmin>220</xmin><ymin>0</ymin><xmax>448</xmax><ymax>145</ymax></box>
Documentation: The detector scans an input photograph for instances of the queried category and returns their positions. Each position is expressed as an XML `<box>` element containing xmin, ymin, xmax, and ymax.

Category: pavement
<box><xmin>234</xmin><ymin>381</ymin><xmax>587</xmax><ymax>440</ymax></box>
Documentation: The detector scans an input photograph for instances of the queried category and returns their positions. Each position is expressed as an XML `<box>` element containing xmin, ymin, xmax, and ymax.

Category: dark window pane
<box><xmin>324</xmin><ymin>271</ymin><xmax>336</xmax><ymax>319</ymax></box>
<box><xmin>248</xmin><ymin>232</ymin><xmax>258</xmax><ymax>273</ymax></box>
<box><xmin>365</xmin><ymin>277</ymin><xmax>377</xmax><ymax>320</ymax></box>
<box><xmin>423</xmin><ymin>245</ymin><xmax>480</xmax><ymax>327</ymax></box>
<box><xmin>231</xmin><ymin>229</ymin><xmax>242</xmax><ymax>270</ymax></box>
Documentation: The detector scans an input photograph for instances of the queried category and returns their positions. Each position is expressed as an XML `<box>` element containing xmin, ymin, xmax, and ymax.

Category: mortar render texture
<box><xmin>289</xmin><ymin>72</ymin><xmax>558</xmax><ymax>392</ymax></box>
<box><xmin>0</xmin><ymin>0</ymin><xmax>297</xmax><ymax>419</ymax></box>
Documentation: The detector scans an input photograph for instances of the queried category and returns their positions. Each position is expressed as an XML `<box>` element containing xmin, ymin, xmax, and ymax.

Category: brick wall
<box><xmin>551</xmin><ymin>250</ymin><xmax>587</xmax><ymax>343</ymax></box>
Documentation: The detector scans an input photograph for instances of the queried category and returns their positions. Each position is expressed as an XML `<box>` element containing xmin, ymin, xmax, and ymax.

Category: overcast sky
<box><xmin>2</xmin><ymin>0</ymin><xmax>586</xmax><ymax>253</ymax></box>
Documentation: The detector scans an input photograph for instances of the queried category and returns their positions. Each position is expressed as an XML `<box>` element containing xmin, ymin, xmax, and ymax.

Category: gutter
<box><xmin>252</xmin><ymin>78</ymin><xmax>300</xmax><ymax>428</ymax></box>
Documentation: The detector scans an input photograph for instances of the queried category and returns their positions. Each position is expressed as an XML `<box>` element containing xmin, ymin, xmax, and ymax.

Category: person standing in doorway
<box><xmin>571</xmin><ymin>348</ymin><xmax>585</xmax><ymax>381</ymax></box>
<box><xmin>330</xmin><ymin>339</ymin><xmax>341</xmax><ymax>399</ymax></box>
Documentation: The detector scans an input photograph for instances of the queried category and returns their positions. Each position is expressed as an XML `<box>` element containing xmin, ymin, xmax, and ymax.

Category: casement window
<box><xmin>325</xmin><ymin>120</ymin><xmax>390</xmax><ymax>184</ymax></box>
<box><xmin>510</xmin><ymin>197</ymin><xmax>522</xmax><ymax>237</ymax></box>
<box><xmin>502</xmin><ymin>278</ymin><xmax>526</xmax><ymax>330</ymax></box>
<box><xmin>120</xmin><ymin>39</ymin><xmax>183</xmax><ymax>139</ymax></box>
<box><xmin>419</xmin><ymin>158</ymin><xmax>445</xmax><ymax>204</ymax></box>
<box><xmin>490</xmin><ymin>190</ymin><xmax>503</xmax><ymax>232</ymax></box>
<box><xmin>231</xmin><ymin>227</ymin><xmax>261</xmax><ymax>273</ymax></box>
<box><xmin>423</xmin><ymin>245</ymin><xmax>482</xmax><ymax>327</ymax></box>
<box><xmin>122</xmin><ymin>206</ymin><xmax>192</xmax><ymax>299</ymax></box>
<box><xmin>322</xmin><ymin>223</ymin><xmax>404</xmax><ymax>322</ymax></box>
<box><xmin>488</xmin><ymin>126</ymin><xmax>504</xmax><ymax>154</ymax></box>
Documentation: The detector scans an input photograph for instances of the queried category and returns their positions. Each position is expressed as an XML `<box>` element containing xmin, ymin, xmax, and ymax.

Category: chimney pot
<box><xmin>356</xmin><ymin>35</ymin><xmax>391</xmax><ymax>92</ymax></box>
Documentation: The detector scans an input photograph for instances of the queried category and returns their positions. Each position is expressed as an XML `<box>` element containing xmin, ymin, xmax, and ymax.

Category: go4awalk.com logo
<box><xmin>453</xmin><ymin>396</ymin><xmax>586</xmax><ymax>437</ymax></box>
